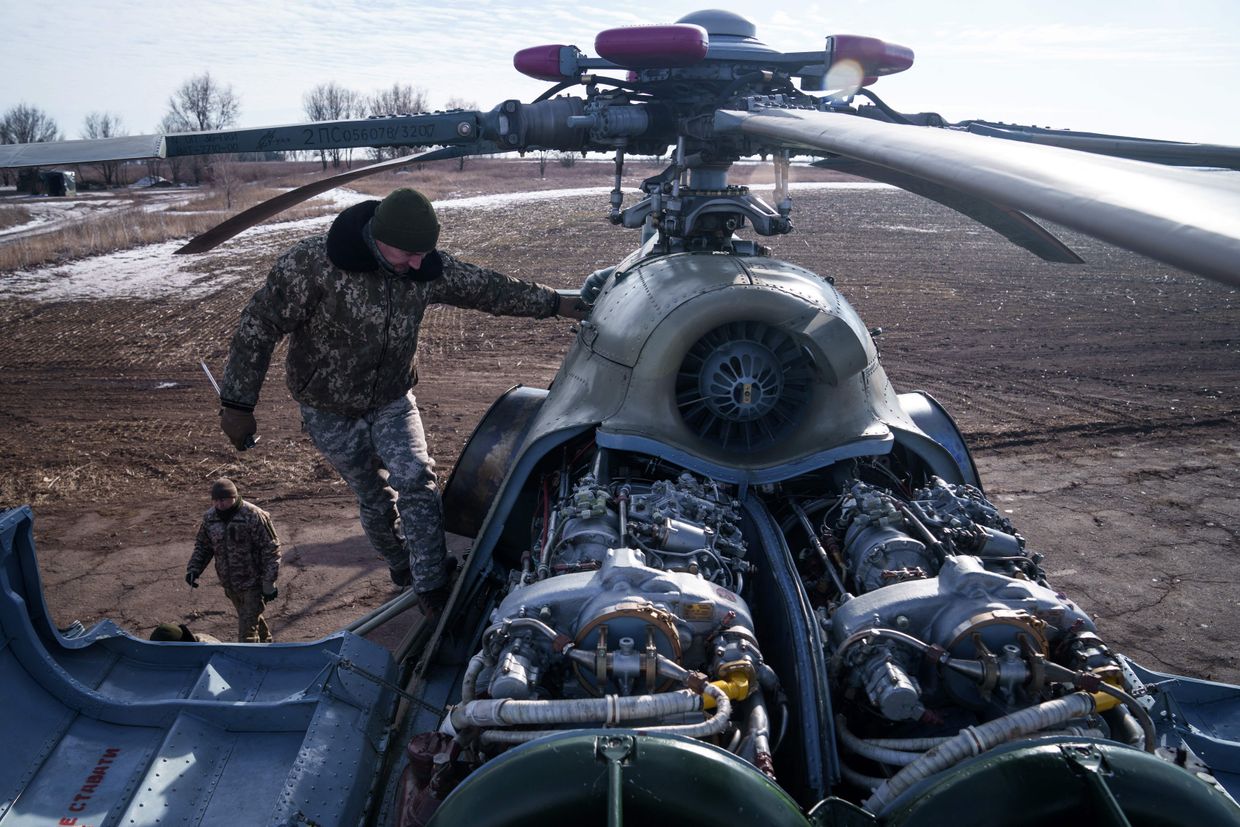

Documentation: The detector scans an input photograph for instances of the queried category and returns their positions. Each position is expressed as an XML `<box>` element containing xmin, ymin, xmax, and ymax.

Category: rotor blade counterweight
<box><xmin>717</xmin><ymin>108</ymin><xmax>1240</xmax><ymax>287</ymax></box>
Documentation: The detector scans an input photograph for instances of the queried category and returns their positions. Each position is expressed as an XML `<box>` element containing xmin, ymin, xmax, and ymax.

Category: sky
<box><xmin>2</xmin><ymin>0</ymin><xmax>1237</xmax><ymax>146</ymax></box>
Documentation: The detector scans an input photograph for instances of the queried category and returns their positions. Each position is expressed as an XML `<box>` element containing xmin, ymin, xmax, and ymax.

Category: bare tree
<box><xmin>1</xmin><ymin>103</ymin><xmax>61</xmax><ymax>144</ymax></box>
<box><xmin>304</xmin><ymin>82</ymin><xmax>361</xmax><ymax>170</ymax></box>
<box><xmin>213</xmin><ymin>159</ymin><xmax>240</xmax><ymax>209</ymax></box>
<box><xmin>365</xmin><ymin>84</ymin><xmax>428</xmax><ymax>161</ymax></box>
<box><xmin>1</xmin><ymin>103</ymin><xmax>61</xmax><ymax>188</ymax></box>
<box><xmin>82</xmin><ymin>111</ymin><xmax>127</xmax><ymax>187</ymax></box>
<box><xmin>166</xmin><ymin>71</ymin><xmax>240</xmax><ymax>132</ymax></box>
<box><xmin>163</xmin><ymin>72</ymin><xmax>241</xmax><ymax>184</ymax></box>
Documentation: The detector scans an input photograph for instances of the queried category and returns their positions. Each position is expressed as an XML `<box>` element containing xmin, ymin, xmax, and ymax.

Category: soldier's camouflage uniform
<box><xmin>220</xmin><ymin>218</ymin><xmax>559</xmax><ymax>593</ymax></box>
<box><xmin>187</xmin><ymin>499</ymin><xmax>281</xmax><ymax>643</ymax></box>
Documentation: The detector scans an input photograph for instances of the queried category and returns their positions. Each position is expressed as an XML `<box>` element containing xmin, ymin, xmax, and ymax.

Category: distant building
<box><xmin>16</xmin><ymin>169</ymin><xmax>76</xmax><ymax>196</ymax></box>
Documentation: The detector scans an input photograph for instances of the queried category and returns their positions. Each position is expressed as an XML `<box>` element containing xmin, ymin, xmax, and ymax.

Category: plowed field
<box><xmin>2</xmin><ymin>184</ymin><xmax>1237</xmax><ymax>682</ymax></box>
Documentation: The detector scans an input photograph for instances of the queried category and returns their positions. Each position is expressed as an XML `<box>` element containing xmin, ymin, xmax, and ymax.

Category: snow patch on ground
<box><xmin>0</xmin><ymin>191</ymin><xmax>199</xmax><ymax>239</ymax></box>
<box><xmin>0</xmin><ymin>183</ymin><xmax>892</xmax><ymax>301</ymax></box>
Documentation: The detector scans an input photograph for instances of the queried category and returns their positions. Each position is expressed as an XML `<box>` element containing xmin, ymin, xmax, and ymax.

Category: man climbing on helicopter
<box><xmin>216</xmin><ymin>187</ymin><xmax>586</xmax><ymax>616</ymax></box>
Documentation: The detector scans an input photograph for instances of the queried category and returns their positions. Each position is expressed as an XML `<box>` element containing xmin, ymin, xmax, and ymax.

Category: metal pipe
<box><xmin>483</xmin><ymin>616</ymin><xmax>563</xmax><ymax>647</ymax></box>
<box><xmin>789</xmin><ymin>500</ymin><xmax>848</xmax><ymax>596</ymax></box>
<box><xmin>748</xmin><ymin>688</ymin><xmax>775</xmax><ymax>778</ymax></box>
<box><xmin>606</xmin><ymin>746</ymin><xmax>624</xmax><ymax>827</ymax></box>
<box><xmin>831</xmin><ymin>627</ymin><xmax>936</xmax><ymax>674</ymax></box>
<box><xmin>536</xmin><ymin>508</ymin><xmax>559</xmax><ymax>580</ymax></box>
<box><xmin>344</xmin><ymin>588</ymin><xmax>420</xmax><ymax>635</ymax></box>
<box><xmin>617</xmin><ymin>485</ymin><xmax>630</xmax><ymax>546</ymax></box>
<box><xmin>672</xmin><ymin>136</ymin><xmax>685</xmax><ymax>197</ymax></box>
<box><xmin>895</xmin><ymin>501</ymin><xmax>950</xmax><ymax>559</ymax></box>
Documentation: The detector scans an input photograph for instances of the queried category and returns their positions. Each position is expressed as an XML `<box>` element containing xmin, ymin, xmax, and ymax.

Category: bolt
<box><xmin>456</xmin><ymin>122</ymin><xmax>472</xmax><ymax>137</ymax></box>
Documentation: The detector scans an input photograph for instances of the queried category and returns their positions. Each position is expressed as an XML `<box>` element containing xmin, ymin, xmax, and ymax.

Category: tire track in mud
<box><xmin>973</xmin><ymin>415</ymin><xmax>1240</xmax><ymax>450</ymax></box>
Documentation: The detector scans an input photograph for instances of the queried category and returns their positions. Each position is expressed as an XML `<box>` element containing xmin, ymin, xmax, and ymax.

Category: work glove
<box><xmin>556</xmin><ymin>292</ymin><xmax>590</xmax><ymax>320</ymax></box>
<box><xmin>261</xmin><ymin>586</ymin><xmax>278</xmax><ymax>604</ymax></box>
<box><xmin>185</xmin><ymin>572</ymin><xmax>199</xmax><ymax>588</ymax></box>
<box><xmin>219</xmin><ymin>406</ymin><xmax>257</xmax><ymax>451</ymax></box>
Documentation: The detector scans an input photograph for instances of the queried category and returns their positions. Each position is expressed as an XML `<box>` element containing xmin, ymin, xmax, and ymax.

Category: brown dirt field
<box><xmin>1</xmin><ymin>180</ymin><xmax>1237</xmax><ymax>683</ymax></box>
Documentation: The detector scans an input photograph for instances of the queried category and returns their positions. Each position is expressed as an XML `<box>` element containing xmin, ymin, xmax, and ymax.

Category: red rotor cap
<box><xmin>514</xmin><ymin>45</ymin><xmax>575</xmax><ymax>81</ymax></box>
<box><xmin>595</xmin><ymin>23</ymin><xmax>709</xmax><ymax>69</ymax></box>
<box><xmin>826</xmin><ymin>35</ymin><xmax>915</xmax><ymax>77</ymax></box>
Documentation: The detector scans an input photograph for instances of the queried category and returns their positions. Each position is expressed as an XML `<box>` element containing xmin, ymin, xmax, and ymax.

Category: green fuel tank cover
<box><xmin>429</xmin><ymin>730</ymin><xmax>810</xmax><ymax>826</ymax></box>
<box><xmin>879</xmin><ymin>738</ymin><xmax>1240</xmax><ymax>826</ymax></box>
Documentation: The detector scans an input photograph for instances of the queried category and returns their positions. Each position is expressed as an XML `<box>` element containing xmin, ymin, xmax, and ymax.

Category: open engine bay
<box><xmin>402</xmin><ymin>442</ymin><xmax>1170</xmax><ymax>817</ymax></box>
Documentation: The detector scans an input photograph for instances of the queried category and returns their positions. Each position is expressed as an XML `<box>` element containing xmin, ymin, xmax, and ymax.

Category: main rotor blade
<box><xmin>717</xmin><ymin>108</ymin><xmax>1240</xmax><ymax>287</ymax></box>
<box><xmin>0</xmin><ymin>135</ymin><xmax>166</xmax><ymax>167</ymax></box>
<box><xmin>0</xmin><ymin>112</ymin><xmax>485</xmax><ymax>168</ymax></box>
<box><xmin>176</xmin><ymin>144</ymin><xmax>488</xmax><ymax>254</ymax></box>
<box><xmin>811</xmin><ymin>157</ymin><xmax>1083</xmax><ymax>263</ymax></box>
<box><xmin>958</xmin><ymin>121</ymin><xmax>1240</xmax><ymax>171</ymax></box>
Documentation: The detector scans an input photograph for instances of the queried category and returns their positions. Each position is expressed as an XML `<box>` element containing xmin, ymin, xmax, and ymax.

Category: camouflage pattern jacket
<box><xmin>221</xmin><ymin>204</ymin><xmax>559</xmax><ymax>417</ymax></box>
<box><xmin>188</xmin><ymin>499</ymin><xmax>281</xmax><ymax>593</ymax></box>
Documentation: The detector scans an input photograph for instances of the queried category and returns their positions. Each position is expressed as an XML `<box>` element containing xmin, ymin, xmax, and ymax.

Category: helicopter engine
<box><xmin>443</xmin><ymin>468</ymin><xmax>780</xmax><ymax>774</ymax></box>
<box><xmin>786</xmin><ymin>472</ymin><xmax>1150</xmax><ymax>806</ymax></box>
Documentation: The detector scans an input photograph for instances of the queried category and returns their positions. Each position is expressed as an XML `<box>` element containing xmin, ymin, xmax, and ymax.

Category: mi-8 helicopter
<box><xmin>1</xmin><ymin>9</ymin><xmax>1238</xmax><ymax>826</ymax></box>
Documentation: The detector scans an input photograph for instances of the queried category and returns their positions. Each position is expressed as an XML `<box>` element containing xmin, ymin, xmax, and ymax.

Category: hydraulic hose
<box><xmin>836</xmin><ymin>715</ymin><xmax>924</xmax><ymax>767</ymax></box>
<box><xmin>864</xmin><ymin>692</ymin><xmax>1096</xmax><ymax>814</ymax></box>
<box><xmin>475</xmin><ymin>684</ymin><xmax>732</xmax><ymax>745</ymax></box>
<box><xmin>839</xmin><ymin>762</ymin><xmax>885</xmax><ymax>791</ymax></box>
<box><xmin>860</xmin><ymin>733</ymin><xmax>952</xmax><ymax>751</ymax></box>
<box><xmin>454</xmin><ymin>688</ymin><xmax>699</xmax><ymax>729</ymax></box>
<box><xmin>831</xmin><ymin>627</ymin><xmax>937</xmax><ymax>675</ymax></box>
<box><xmin>1042</xmin><ymin>661</ymin><xmax>1157</xmax><ymax>753</ymax></box>
<box><xmin>460</xmin><ymin>651</ymin><xmax>489</xmax><ymax>704</ymax></box>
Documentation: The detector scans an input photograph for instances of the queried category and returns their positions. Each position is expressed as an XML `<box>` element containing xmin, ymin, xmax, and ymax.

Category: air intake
<box><xmin>676</xmin><ymin>321</ymin><xmax>812</xmax><ymax>449</ymax></box>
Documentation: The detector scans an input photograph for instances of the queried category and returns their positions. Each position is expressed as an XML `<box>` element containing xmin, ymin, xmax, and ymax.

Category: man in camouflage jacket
<box><xmin>217</xmin><ymin>188</ymin><xmax>584</xmax><ymax>614</ymax></box>
<box><xmin>186</xmin><ymin>478</ymin><xmax>281</xmax><ymax>642</ymax></box>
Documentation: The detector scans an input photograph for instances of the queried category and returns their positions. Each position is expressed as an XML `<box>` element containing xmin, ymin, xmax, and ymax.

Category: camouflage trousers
<box><xmin>224</xmin><ymin>587</ymin><xmax>272</xmax><ymax>643</ymax></box>
<box><xmin>301</xmin><ymin>391</ymin><xmax>449</xmax><ymax>593</ymax></box>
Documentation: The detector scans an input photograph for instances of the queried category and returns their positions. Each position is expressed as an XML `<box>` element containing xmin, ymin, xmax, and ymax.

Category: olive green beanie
<box><xmin>370</xmin><ymin>188</ymin><xmax>440</xmax><ymax>252</ymax></box>
<box><xmin>210</xmin><ymin>478</ymin><xmax>238</xmax><ymax>500</ymax></box>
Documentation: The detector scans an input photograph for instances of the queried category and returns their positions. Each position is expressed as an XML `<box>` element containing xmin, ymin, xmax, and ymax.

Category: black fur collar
<box><xmin>325</xmin><ymin>200</ymin><xmax>443</xmax><ymax>281</ymax></box>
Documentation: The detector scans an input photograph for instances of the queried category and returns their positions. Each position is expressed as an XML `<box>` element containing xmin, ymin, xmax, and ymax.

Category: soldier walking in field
<box><xmin>215</xmin><ymin>188</ymin><xmax>586</xmax><ymax>617</ymax></box>
<box><xmin>186</xmin><ymin>478</ymin><xmax>281</xmax><ymax>643</ymax></box>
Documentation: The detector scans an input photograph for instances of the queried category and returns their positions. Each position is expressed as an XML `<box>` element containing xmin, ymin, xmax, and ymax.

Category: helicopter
<box><xmin>1</xmin><ymin>8</ymin><xmax>1239</xmax><ymax>826</ymax></box>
